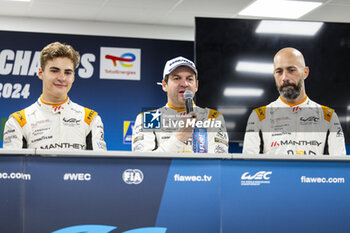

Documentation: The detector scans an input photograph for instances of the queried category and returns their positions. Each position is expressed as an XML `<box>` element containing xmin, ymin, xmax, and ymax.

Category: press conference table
<box><xmin>1</xmin><ymin>149</ymin><xmax>350</xmax><ymax>233</ymax></box>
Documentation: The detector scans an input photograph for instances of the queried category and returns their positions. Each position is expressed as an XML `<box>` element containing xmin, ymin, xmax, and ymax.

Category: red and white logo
<box><xmin>100</xmin><ymin>47</ymin><xmax>141</xmax><ymax>80</ymax></box>
<box><xmin>292</xmin><ymin>106</ymin><xmax>301</xmax><ymax>112</ymax></box>
<box><xmin>271</xmin><ymin>141</ymin><xmax>280</xmax><ymax>147</ymax></box>
<box><xmin>53</xmin><ymin>105</ymin><xmax>64</xmax><ymax>113</ymax></box>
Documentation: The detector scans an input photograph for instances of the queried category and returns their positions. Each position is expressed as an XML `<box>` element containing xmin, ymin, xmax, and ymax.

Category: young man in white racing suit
<box><xmin>243</xmin><ymin>47</ymin><xmax>346</xmax><ymax>156</ymax></box>
<box><xmin>3</xmin><ymin>42</ymin><xmax>106</xmax><ymax>151</ymax></box>
<box><xmin>132</xmin><ymin>56</ymin><xmax>228</xmax><ymax>153</ymax></box>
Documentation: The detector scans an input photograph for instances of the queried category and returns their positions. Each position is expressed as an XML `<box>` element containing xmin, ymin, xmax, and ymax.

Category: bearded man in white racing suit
<box><xmin>3</xmin><ymin>42</ymin><xmax>106</xmax><ymax>151</ymax></box>
<box><xmin>243</xmin><ymin>47</ymin><xmax>346</xmax><ymax>156</ymax></box>
<box><xmin>132</xmin><ymin>56</ymin><xmax>228</xmax><ymax>153</ymax></box>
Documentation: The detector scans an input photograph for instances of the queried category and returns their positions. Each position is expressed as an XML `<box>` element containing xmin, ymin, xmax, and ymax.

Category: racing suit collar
<box><xmin>279</xmin><ymin>95</ymin><xmax>308</xmax><ymax>107</ymax></box>
<box><xmin>38</xmin><ymin>95</ymin><xmax>70</xmax><ymax>113</ymax></box>
<box><xmin>166</xmin><ymin>102</ymin><xmax>195</xmax><ymax>112</ymax></box>
<box><xmin>40</xmin><ymin>94</ymin><xmax>69</xmax><ymax>107</ymax></box>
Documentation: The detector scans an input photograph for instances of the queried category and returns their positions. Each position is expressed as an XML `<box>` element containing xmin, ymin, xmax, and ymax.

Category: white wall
<box><xmin>0</xmin><ymin>16</ymin><xmax>194</xmax><ymax>41</ymax></box>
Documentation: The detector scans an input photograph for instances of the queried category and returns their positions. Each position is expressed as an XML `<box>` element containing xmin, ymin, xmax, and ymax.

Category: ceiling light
<box><xmin>256</xmin><ymin>20</ymin><xmax>324</xmax><ymax>36</ymax></box>
<box><xmin>338</xmin><ymin>115</ymin><xmax>348</xmax><ymax>123</ymax></box>
<box><xmin>7</xmin><ymin>0</ymin><xmax>31</xmax><ymax>1</ymax></box>
<box><xmin>238</xmin><ymin>0</ymin><xmax>323</xmax><ymax>19</ymax></box>
<box><xmin>225</xmin><ymin>121</ymin><xmax>236</xmax><ymax>129</ymax></box>
<box><xmin>217</xmin><ymin>107</ymin><xmax>248</xmax><ymax>115</ymax></box>
<box><xmin>223</xmin><ymin>87</ymin><xmax>264</xmax><ymax>97</ymax></box>
<box><xmin>236</xmin><ymin>61</ymin><xmax>273</xmax><ymax>74</ymax></box>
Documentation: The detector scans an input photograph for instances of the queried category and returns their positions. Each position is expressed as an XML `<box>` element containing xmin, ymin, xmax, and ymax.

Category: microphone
<box><xmin>184</xmin><ymin>90</ymin><xmax>194</xmax><ymax>114</ymax></box>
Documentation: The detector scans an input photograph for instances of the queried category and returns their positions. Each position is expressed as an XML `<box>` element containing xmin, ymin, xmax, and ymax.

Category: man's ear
<box><xmin>38</xmin><ymin>67</ymin><xmax>44</xmax><ymax>81</ymax></box>
<box><xmin>304</xmin><ymin>66</ymin><xmax>310</xmax><ymax>80</ymax></box>
<box><xmin>195</xmin><ymin>79</ymin><xmax>199</xmax><ymax>92</ymax></box>
<box><xmin>162</xmin><ymin>80</ymin><xmax>167</xmax><ymax>92</ymax></box>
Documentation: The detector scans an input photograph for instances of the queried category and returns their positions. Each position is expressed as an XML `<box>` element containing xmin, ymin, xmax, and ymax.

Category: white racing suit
<box><xmin>3</xmin><ymin>96</ymin><xmax>107</xmax><ymax>151</ymax></box>
<box><xmin>132</xmin><ymin>103</ymin><xmax>229</xmax><ymax>153</ymax></box>
<box><xmin>243</xmin><ymin>97</ymin><xmax>346</xmax><ymax>156</ymax></box>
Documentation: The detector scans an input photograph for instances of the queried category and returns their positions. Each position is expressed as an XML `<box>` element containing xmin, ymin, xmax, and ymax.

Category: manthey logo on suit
<box><xmin>52</xmin><ymin>225</ymin><xmax>167</xmax><ymax>233</ymax></box>
<box><xmin>100</xmin><ymin>47</ymin><xmax>141</xmax><ymax>80</ymax></box>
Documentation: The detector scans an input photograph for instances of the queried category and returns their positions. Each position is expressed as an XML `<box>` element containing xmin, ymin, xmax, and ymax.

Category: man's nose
<box><xmin>281</xmin><ymin>71</ymin><xmax>288</xmax><ymax>82</ymax></box>
<box><xmin>57</xmin><ymin>71</ymin><xmax>65</xmax><ymax>80</ymax></box>
<box><xmin>180</xmin><ymin>79</ymin><xmax>189</xmax><ymax>87</ymax></box>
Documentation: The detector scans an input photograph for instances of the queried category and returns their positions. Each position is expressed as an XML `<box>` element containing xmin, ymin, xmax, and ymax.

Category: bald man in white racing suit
<box><xmin>243</xmin><ymin>96</ymin><xmax>345</xmax><ymax>155</ymax></box>
<box><xmin>243</xmin><ymin>47</ymin><xmax>346</xmax><ymax>156</ymax></box>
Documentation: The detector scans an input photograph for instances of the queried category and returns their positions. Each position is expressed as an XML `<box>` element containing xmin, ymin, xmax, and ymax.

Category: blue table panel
<box><xmin>1</xmin><ymin>154</ymin><xmax>350</xmax><ymax>233</ymax></box>
<box><xmin>221</xmin><ymin>160</ymin><xmax>350</xmax><ymax>233</ymax></box>
<box><xmin>0</xmin><ymin>156</ymin><xmax>24</xmax><ymax>233</ymax></box>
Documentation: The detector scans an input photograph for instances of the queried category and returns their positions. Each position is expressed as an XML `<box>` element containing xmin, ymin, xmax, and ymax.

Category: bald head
<box><xmin>274</xmin><ymin>47</ymin><xmax>306</xmax><ymax>68</ymax></box>
<box><xmin>273</xmin><ymin>47</ymin><xmax>309</xmax><ymax>103</ymax></box>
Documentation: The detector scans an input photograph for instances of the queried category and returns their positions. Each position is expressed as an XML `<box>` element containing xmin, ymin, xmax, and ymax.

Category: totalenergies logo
<box><xmin>105</xmin><ymin>53</ymin><xmax>136</xmax><ymax>67</ymax></box>
<box><xmin>100</xmin><ymin>47</ymin><xmax>141</xmax><ymax>80</ymax></box>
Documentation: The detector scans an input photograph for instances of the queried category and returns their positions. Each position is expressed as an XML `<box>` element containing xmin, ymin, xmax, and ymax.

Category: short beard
<box><xmin>278</xmin><ymin>79</ymin><xmax>302</xmax><ymax>100</ymax></box>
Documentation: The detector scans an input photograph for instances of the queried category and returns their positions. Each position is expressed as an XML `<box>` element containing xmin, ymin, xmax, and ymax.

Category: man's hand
<box><xmin>175</xmin><ymin>112</ymin><xmax>197</xmax><ymax>143</ymax></box>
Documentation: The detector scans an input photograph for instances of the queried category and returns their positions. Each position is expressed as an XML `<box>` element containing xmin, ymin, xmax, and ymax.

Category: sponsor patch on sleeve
<box><xmin>11</xmin><ymin>109</ymin><xmax>27</xmax><ymax>128</ymax></box>
<box><xmin>254</xmin><ymin>106</ymin><xmax>266</xmax><ymax>121</ymax></box>
<box><xmin>321</xmin><ymin>105</ymin><xmax>334</xmax><ymax>122</ymax></box>
<box><xmin>208</xmin><ymin>109</ymin><xmax>221</xmax><ymax>119</ymax></box>
<box><xmin>84</xmin><ymin>108</ymin><xmax>97</xmax><ymax>125</ymax></box>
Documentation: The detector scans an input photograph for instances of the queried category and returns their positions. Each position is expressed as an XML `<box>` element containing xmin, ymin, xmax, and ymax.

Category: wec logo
<box><xmin>52</xmin><ymin>225</ymin><xmax>167</xmax><ymax>233</ymax></box>
<box><xmin>241</xmin><ymin>171</ymin><xmax>272</xmax><ymax>180</ymax></box>
<box><xmin>241</xmin><ymin>171</ymin><xmax>272</xmax><ymax>186</ymax></box>
<box><xmin>300</xmin><ymin>116</ymin><xmax>319</xmax><ymax>122</ymax></box>
<box><xmin>63</xmin><ymin>173</ymin><xmax>91</xmax><ymax>181</ymax></box>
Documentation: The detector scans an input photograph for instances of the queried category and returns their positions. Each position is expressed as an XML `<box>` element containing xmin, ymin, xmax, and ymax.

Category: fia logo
<box><xmin>143</xmin><ymin>110</ymin><xmax>161</xmax><ymax>129</ymax></box>
<box><xmin>123</xmin><ymin>169</ymin><xmax>144</xmax><ymax>184</ymax></box>
<box><xmin>52</xmin><ymin>225</ymin><xmax>167</xmax><ymax>233</ymax></box>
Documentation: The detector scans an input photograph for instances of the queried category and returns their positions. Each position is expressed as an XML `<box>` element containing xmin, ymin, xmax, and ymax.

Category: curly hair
<box><xmin>40</xmin><ymin>42</ymin><xmax>80</xmax><ymax>70</ymax></box>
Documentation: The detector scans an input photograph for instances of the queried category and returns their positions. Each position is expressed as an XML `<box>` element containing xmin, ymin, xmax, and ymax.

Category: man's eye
<box><xmin>50</xmin><ymin>69</ymin><xmax>59</xmax><ymax>73</ymax></box>
<box><xmin>65</xmin><ymin>71</ymin><xmax>73</xmax><ymax>75</ymax></box>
